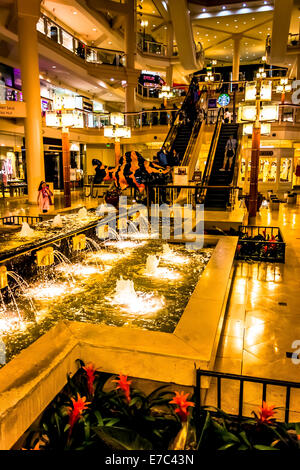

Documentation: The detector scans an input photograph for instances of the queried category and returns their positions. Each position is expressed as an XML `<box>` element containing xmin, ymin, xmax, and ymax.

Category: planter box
<box><xmin>236</xmin><ymin>225</ymin><xmax>286</xmax><ymax>263</ymax></box>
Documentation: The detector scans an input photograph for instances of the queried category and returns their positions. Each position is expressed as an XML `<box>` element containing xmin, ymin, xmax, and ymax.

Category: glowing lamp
<box><xmin>72</xmin><ymin>234</ymin><xmax>86</xmax><ymax>251</ymax></box>
<box><xmin>0</xmin><ymin>266</ymin><xmax>8</xmax><ymax>290</ymax></box>
<box><xmin>243</xmin><ymin>123</ymin><xmax>271</xmax><ymax>135</ymax></box>
<box><xmin>36</xmin><ymin>247</ymin><xmax>54</xmax><ymax>267</ymax></box>
<box><xmin>45</xmin><ymin>112</ymin><xmax>60</xmax><ymax>127</ymax></box>
<box><xmin>110</xmin><ymin>112</ymin><xmax>124</xmax><ymax>126</ymax></box>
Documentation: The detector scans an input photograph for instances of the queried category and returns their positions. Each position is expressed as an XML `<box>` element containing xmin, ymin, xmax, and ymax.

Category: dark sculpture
<box><xmin>92</xmin><ymin>151</ymin><xmax>170</xmax><ymax>193</ymax></box>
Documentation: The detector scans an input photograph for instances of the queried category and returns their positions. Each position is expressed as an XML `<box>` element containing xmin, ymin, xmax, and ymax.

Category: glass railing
<box><xmin>136</xmin><ymin>83</ymin><xmax>188</xmax><ymax>99</ymax></box>
<box><xmin>137</xmin><ymin>38</ymin><xmax>168</xmax><ymax>56</ymax></box>
<box><xmin>37</xmin><ymin>14</ymin><xmax>126</xmax><ymax>66</ymax></box>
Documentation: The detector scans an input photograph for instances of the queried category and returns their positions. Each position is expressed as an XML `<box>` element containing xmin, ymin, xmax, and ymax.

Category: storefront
<box><xmin>0</xmin><ymin>134</ymin><xmax>26</xmax><ymax>196</ymax></box>
<box><xmin>239</xmin><ymin>147</ymin><xmax>295</xmax><ymax>195</ymax></box>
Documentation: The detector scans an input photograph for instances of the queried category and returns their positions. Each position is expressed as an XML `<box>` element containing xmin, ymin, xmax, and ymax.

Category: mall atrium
<box><xmin>0</xmin><ymin>0</ymin><xmax>299</xmax><ymax>454</ymax></box>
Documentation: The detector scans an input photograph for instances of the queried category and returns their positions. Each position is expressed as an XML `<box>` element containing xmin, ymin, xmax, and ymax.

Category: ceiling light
<box><xmin>92</xmin><ymin>28</ymin><xmax>97</xmax><ymax>31</ymax></box>
<box><xmin>202</xmin><ymin>8</ymin><xmax>206</xmax><ymax>12</ymax></box>
<box><xmin>217</xmin><ymin>21</ymin><xmax>220</xmax><ymax>24</ymax></box>
<box><xmin>252</xmin><ymin>17</ymin><xmax>255</xmax><ymax>20</ymax></box>
<box><xmin>243</xmin><ymin>3</ymin><xmax>247</xmax><ymax>6</ymax></box>
<box><xmin>73</xmin><ymin>11</ymin><xmax>77</xmax><ymax>14</ymax></box>
<box><xmin>110</xmin><ymin>78</ymin><xmax>114</xmax><ymax>81</ymax></box>
<box><xmin>222</xmin><ymin>6</ymin><xmax>226</xmax><ymax>9</ymax></box>
<box><xmin>234</xmin><ymin>19</ymin><xmax>237</xmax><ymax>22</ymax></box>
<box><xmin>52</xmin><ymin>66</ymin><xmax>56</xmax><ymax>68</ymax></box>
<box><xmin>108</xmin><ymin>41</ymin><xmax>112</xmax><ymax>45</ymax></box>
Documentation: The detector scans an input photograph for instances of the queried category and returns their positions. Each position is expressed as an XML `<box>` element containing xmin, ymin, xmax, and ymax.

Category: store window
<box><xmin>241</xmin><ymin>158</ymin><xmax>251</xmax><ymax>182</ymax></box>
<box><xmin>258</xmin><ymin>158</ymin><xmax>277</xmax><ymax>183</ymax></box>
<box><xmin>61</xmin><ymin>30</ymin><xmax>74</xmax><ymax>52</ymax></box>
<box><xmin>280</xmin><ymin>157</ymin><xmax>292</xmax><ymax>182</ymax></box>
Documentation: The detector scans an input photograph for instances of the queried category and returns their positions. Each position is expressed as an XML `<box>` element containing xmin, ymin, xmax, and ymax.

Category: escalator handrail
<box><xmin>162</xmin><ymin>77</ymin><xmax>204</xmax><ymax>152</ymax></box>
<box><xmin>198</xmin><ymin>107</ymin><xmax>225</xmax><ymax>203</ymax></box>
<box><xmin>181</xmin><ymin>88</ymin><xmax>208</xmax><ymax>168</ymax></box>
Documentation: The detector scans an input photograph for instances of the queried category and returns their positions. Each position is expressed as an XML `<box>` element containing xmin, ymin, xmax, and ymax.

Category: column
<box><xmin>167</xmin><ymin>23</ymin><xmax>174</xmax><ymax>57</ymax></box>
<box><xmin>125</xmin><ymin>0</ymin><xmax>136</xmax><ymax>118</ymax></box>
<box><xmin>17</xmin><ymin>0</ymin><xmax>45</xmax><ymax>204</ymax></box>
<box><xmin>166</xmin><ymin>65</ymin><xmax>173</xmax><ymax>88</ymax></box>
<box><xmin>62</xmin><ymin>128</ymin><xmax>71</xmax><ymax>208</ymax></box>
<box><xmin>232</xmin><ymin>35</ymin><xmax>241</xmax><ymax>82</ymax></box>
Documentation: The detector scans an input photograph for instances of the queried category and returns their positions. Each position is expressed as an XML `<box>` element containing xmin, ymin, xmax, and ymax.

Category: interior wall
<box><xmin>86</xmin><ymin>145</ymin><xmax>115</xmax><ymax>175</ymax></box>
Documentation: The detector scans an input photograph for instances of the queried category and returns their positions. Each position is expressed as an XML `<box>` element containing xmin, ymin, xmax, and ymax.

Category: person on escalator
<box><xmin>224</xmin><ymin>108</ymin><xmax>232</xmax><ymax>123</ymax></box>
<box><xmin>220</xmin><ymin>135</ymin><xmax>237</xmax><ymax>172</ymax></box>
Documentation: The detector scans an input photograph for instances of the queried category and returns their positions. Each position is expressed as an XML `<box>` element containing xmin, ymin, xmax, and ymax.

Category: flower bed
<box><xmin>21</xmin><ymin>360</ymin><xmax>300</xmax><ymax>451</ymax></box>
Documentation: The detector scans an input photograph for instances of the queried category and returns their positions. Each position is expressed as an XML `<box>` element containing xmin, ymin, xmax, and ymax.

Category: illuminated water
<box><xmin>0</xmin><ymin>240</ymin><xmax>213</xmax><ymax>363</ymax></box>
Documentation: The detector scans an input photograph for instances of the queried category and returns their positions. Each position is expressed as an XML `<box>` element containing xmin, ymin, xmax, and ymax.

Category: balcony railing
<box><xmin>137</xmin><ymin>38</ymin><xmax>168</xmax><ymax>56</ymax></box>
<box><xmin>137</xmin><ymin>83</ymin><xmax>188</xmax><ymax>99</ymax></box>
<box><xmin>37</xmin><ymin>14</ymin><xmax>126</xmax><ymax>67</ymax></box>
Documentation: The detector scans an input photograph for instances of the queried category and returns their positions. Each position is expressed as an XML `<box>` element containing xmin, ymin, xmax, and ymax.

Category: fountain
<box><xmin>145</xmin><ymin>255</ymin><xmax>160</xmax><ymax>275</ymax></box>
<box><xmin>52</xmin><ymin>214</ymin><xmax>63</xmax><ymax>228</ymax></box>
<box><xmin>111</xmin><ymin>276</ymin><xmax>164</xmax><ymax>315</ymax></box>
<box><xmin>78</xmin><ymin>207</ymin><xmax>88</xmax><ymax>219</ymax></box>
<box><xmin>162</xmin><ymin>243</ymin><xmax>172</xmax><ymax>256</ymax></box>
<box><xmin>18</xmin><ymin>222</ymin><xmax>34</xmax><ymax>238</ymax></box>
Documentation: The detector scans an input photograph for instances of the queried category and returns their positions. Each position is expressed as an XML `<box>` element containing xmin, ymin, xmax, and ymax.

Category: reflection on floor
<box><xmin>0</xmin><ymin>190</ymin><xmax>100</xmax><ymax>218</ymax></box>
<box><xmin>206</xmin><ymin>201</ymin><xmax>300</xmax><ymax>421</ymax></box>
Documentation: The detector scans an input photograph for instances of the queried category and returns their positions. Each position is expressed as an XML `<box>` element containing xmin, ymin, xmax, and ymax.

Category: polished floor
<box><xmin>206</xmin><ymin>199</ymin><xmax>300</xmax><ymax>420</ymax></box>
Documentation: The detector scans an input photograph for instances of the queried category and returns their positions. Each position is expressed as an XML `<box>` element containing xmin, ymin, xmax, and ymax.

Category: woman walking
<box><xmin>37</xmin><ymin>181</ymin><xmax>53</xmax><ymax>213</ymax></box>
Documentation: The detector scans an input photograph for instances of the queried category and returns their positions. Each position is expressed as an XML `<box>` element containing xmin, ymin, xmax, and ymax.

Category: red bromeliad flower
<box><xmin>83</xmin><ymin>363</ymin><xmax>96</xmax><ymax>396</ymax></box>
<box><xmin>67</xmin><ymin>393</ymin><xmax>90</xmax><ymax>435</ymax></box>
<box><xmin>257</xmin><ymin>401</ymin><xmax>276</xmax><ymax>424</ymax></box>
<box><xmin>169</xmin><ymin>391</ymin><xmax>195</xmax><ymax>422</ymax></box>
<box><xmin>113</xmin><ymin>374</ymin><xmax>132</xmax><ymax>403</ymax></box>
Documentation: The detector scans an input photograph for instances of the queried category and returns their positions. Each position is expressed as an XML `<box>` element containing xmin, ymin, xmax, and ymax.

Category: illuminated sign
<box><xmin>217</xmin><ymin>93</ymin><xmax>230</xmax><ymax>107</ymax></box>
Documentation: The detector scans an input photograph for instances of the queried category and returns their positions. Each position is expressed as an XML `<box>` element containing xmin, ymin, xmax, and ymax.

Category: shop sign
<box><xmin>217</xmin><ymin>93</ymin><xmax>230</xmax><ymax>107</ymax></box>
<box><xmin>0</xmin><ymin>102</ymin><xmax>26</xmax><ymax>118</ymax></box>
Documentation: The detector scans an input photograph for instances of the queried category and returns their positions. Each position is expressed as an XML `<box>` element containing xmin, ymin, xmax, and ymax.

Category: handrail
<box><xmin>198</xmin><ymin>107</ymin><xmax>224</xmax><ymax>203</ymax></box>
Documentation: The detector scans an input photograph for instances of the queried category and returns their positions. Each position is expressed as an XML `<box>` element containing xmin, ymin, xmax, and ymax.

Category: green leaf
<box><xmin>94</xmin><ymin>426</ymin><xmax>153</xmax><ymax>450</ymax></box>
<box><xmin>94</xmin><ymin>411</ymin><xmax>104</xmax><ymax>427</ymax></box>
<box><xmin>253</xmin><ymin>444</ymin><xmax>279</xmax><ymax>451</ymax></box>
<box><xmin>197</xmin><ymin>412</ymin><xmax>211</xmax><ymax>450</ymax></box>
<box><xmin>104</xmin><ymin>418</ymin><xmax>120</xmax><ymax>427</ymax></box>
<box><xmin>218</xmin><ymin>442</ymin><xmax>236</xmax><ymax>451</ymax></box>
<box><xmin>63</xmin><ymin>424</ymin><xmax>70</xmax><ymax>433</ymax></box>
<box><xmin>239</xmin><ymin>431</ymin><xmax>251</xmax><ymax>448</ymax></box>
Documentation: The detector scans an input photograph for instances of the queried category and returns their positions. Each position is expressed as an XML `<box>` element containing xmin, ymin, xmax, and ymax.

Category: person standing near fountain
<box><xmin>37</xmin><ymin>181</ymin><xmax>53</xmax><ymax>213</ymax></box>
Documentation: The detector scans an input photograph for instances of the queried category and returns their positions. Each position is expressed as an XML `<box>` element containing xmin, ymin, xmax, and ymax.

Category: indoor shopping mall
<box><xmin>0</xmin><ymin>0</ymin><xmax>300</xmax><ymax>456</ymax></box>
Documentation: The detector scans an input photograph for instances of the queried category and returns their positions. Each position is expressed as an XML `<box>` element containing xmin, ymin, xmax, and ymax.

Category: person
<box><xmin>37</xmin><ymin>181</ymin><xmax>53</xmax><ymax>213</ymax></box>
<box><xmin>141</xmin><ymin>108</ymin><xmax>148</xmax><ymax>126</ymax></box>
<box><xmin>224</xmin><ymin>107</ymin><xmax>232</xmax><ymax>123</ymax></box>
<box><xmin>220</xmin><ymin>135</ymin><xmax>237</xmax><ymax>171</ymax></box>
<box><xmin>157</xmin><ymin>147</ymin><xmax>168</xmax><ymax>167</ymax></box>
<box><xmin>152</xmin><ymin>106</ymin><xmax>158</xmax><ymax>125</ymax></box>
<box><xmin>159</xmin><ymin>103</ymin><xmax>168</xmax><ymax>125</ymax></box>
<box><xmin>169</xmin><ymin>148</ymin><xmax>180</xmax><ymax>167</ymax></box>
<box><xmin>171</xmin><ymin>103</ymin><xmax>178</xmax><ymax>125</ymax></box>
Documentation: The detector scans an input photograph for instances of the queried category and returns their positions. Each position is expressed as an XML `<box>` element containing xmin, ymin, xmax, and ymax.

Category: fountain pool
<box><xmin>0</xmin><ymin>239</ymin><xmax>213</xmax><ymax>364</ymax></box>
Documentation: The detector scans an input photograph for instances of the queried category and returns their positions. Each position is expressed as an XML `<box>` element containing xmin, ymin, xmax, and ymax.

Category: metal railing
<box><xmin>0</xmin><ymin>215</ymin><xmax>42</xmax><ymax>226</ymax></box>
<box><xmin>37</xmin><ymin>14</ymin><xmax>126</xmax><ymax>67</ymax></box>
<box><xmin>195</xmin><ymin>369</ymin><xmax>300</xmax><ymax>424</ymax></box>
<box><xmin>137</xmin><ymin>83</ymin><xmax>188</xmax><ymax>99</ymax></box>
<box><xmin>137</xmin><ymin>37</ymin><xmax>168</xmax><ymax>56</ymax></box>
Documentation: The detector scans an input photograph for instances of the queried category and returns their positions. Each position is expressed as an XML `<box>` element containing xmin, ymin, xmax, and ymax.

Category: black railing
<box><xmin>197</xmin><ymin>107</ymin><xmax>224</xmax><ymax>203</ymax></box>
<box><xmin>237</xmin><ymin>225</ymin><xmax>286</xmax><ymax>263</ymax></box>
<box><xmin>195</xmin><ymin>369</ymin><xmax>300</xmax><ymax>426</ymax></box>
<box><xmin>0</xmin><ymin>216</ymin><xmax>42</xmax><ymax>226</ymax></box>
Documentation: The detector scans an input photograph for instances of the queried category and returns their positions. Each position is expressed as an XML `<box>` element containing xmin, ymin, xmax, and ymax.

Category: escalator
<box><xmin>204</xmin><ymin>122</ymin><xmax>240</xmax><ymax>210</ymax></box>
<box><xmin>162</xmin><ymin>80</ymin><xmax>207</xmax><ymax>165</ymax></box>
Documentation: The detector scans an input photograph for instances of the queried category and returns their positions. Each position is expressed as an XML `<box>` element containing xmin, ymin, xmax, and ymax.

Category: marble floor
<box><xmin>0</xmin><ymin>189</ymin><xmax>100</xmax><ymax>218</ymax></box>
<box><xmin>205</xmin><ymin>200</ymin><xmax>300</xmax><ymax>421</ymax></box>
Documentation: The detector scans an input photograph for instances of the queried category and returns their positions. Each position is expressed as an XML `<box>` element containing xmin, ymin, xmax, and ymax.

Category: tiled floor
<box><xmin>205</xmin><ymin>200</ymin><xmax>300</xmax><ymax>420</ymax></box>
<box><xmin>0</xmin><ymin>190</ymin><xmax>100</xmax><ymax>218</ymax></box>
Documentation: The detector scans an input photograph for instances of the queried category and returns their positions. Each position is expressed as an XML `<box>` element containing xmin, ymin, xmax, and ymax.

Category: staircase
<box><xmin>204</xmin><ymin>123</ymin><xmax>239</xmax><ymax>210</ymax></box>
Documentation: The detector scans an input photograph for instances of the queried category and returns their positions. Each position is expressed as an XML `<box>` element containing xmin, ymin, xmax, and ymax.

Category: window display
<box><xmin>258</xmin><ymin>158</ymin><xmax>277</xmax><ymax>183</ymax></box>
<box><xmin>280</xmin><ymin>158</ymin><xmax>292</xmax><ymax>182</ymax></box>
<box><xmin>240</xmin><ymin>158</ymin><xmax>251</xmax><ymax>182</ymax></box>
